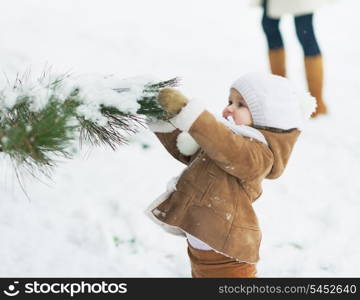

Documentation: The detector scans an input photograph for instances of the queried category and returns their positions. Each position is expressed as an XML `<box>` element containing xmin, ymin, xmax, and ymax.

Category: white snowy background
<box><xmin>0</xmin><ymin>0</ymin><xmax>359</xmax><ymax>277</ymax></box>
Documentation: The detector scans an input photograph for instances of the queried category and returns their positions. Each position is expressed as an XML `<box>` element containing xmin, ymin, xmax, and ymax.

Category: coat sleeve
<box><xmin>171</xmin><ymin>102</ymin><xmax>274</xmax><ymax>181</ymax></box>
<box><xmin>153</xmin><ymin>129</ymin><xmax>193</xmax><ymax>166</ymax></box>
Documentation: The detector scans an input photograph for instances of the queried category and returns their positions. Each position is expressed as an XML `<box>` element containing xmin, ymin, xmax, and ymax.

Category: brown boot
<box><xmin>268</xmin><ymin>48</ymin><xmax>286</xmax><ymax>77</ymax></box>
<box><xmin>304</xmin><ymin>55</ymin><xmax>328</xmax><ymax>117</ymax></box>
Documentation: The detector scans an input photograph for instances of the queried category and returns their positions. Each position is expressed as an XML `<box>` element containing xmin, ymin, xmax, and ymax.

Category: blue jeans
<box><xmin>261</xmin><ymin>0</ymin><xmax>321</xmax><ymax>56</ymax></box>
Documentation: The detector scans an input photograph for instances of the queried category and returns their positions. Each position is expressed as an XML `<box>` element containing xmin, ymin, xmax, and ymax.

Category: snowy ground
<box><xmin>1</xmin><ymin>0</ymin><xmax>359</xmax><ymax>277</ymax></box>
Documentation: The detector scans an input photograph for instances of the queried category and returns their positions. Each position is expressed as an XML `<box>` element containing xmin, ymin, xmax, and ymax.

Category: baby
<box><xmin>146</xmin><ymin>73</ymin><xmax>315</xmax><ymax>277</ymax></box>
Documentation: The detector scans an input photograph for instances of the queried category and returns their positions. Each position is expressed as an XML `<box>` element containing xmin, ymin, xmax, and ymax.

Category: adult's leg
<box><xmin>295</xmin><ymin>13</ymin><xmax>327</xmax><ymax>116</ymax></box>
<box><xmin>261</xmin><ymin>0</ymin><xmax>286</xmax><ymax>76</ymax></box>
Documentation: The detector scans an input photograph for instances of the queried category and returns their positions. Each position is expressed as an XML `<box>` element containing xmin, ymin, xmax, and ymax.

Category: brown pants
<box><xmin>187</xmin><ymin>243</ymin><xmax>257</xmax><ymax>278</ymax></box>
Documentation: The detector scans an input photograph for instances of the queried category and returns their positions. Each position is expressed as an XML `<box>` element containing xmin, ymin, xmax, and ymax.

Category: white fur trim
<box><xmin>185</xmin><ymin>232</ymin><xmax>213</xmax><ymax>250</ymax></box>
<box><xmin>144</xmin><ymin>174</ymin><xmax>185</xmax><ymax>236</ymax></box>
<box><xmin>145</xmin><ymin>206</ymin><xmax>185</xmax><ymax>236</ymax></box>
<box><xmin>184</xmin><ymin>231</ymin><xmax>253</xmax><ymax>263</ymax></box>
<box><xmin>216</xmin><ymin>115</ymin><xmax>268</xmax><ymax>145</ymax></box>
<box><xmin>170</xmin><ymin>100</ymin><xmax>205</xmax><ymax>132</ymax></box>
<box><xmin>147</xmin><ymin>118</ymin><xmax>176</xmax><ymax>133</ymax></box>
<box><xmin>176</xmin><ymin>132</ymin><xmax>200</xmax><ymax>156</ymax></box>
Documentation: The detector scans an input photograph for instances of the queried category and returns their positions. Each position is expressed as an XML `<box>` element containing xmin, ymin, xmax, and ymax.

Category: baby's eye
<box><xmin>238</xmin><ymin>103</ymin><xmax>244</xmax><ymax>107</ymax></box>
<box><xmin>228</xmin><ymin>101</ymin><xmax>232</xmax><ymax>106</ymax></box>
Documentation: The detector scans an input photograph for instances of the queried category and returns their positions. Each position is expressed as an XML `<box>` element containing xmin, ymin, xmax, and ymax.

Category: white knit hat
<box><xmin>231</xmin><ymin>73</ymin><xmax>316</xmax><ymax>130</ymax></box>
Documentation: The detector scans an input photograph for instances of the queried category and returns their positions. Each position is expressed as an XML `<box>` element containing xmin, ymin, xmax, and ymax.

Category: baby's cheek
<box><xmin>243</xmin><ymin>112</ymin><xmax>253</xmax><ymax>126</ymax></box>
<box><xmin>233</xmin><ymin>115</ymin><xmax>243</xmax><ymax>125</ymax></box>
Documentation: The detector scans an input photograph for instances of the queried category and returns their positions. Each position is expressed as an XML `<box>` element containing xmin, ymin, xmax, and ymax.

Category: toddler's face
<box><xmin>222</xmin><ymin>88</ymin><xmax>253</xmax><ymax>126</ymax></box>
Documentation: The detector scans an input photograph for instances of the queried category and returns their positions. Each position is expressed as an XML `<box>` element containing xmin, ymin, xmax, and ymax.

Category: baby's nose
<box><xmin>227</xmin><ymin>105</ymin><xmax>234</xmax><ymax>112</ymax></box>
<box><xmin>223</xmin><ymin>108</ymin><xmax>232</xmax><ymax>117</ymax></box>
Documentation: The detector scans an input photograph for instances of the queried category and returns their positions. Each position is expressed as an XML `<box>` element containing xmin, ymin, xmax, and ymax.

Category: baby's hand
<box><xmin>158</xmin><ymin>88</ymin><xmax>188</xmax><ymax>119</ymax></box>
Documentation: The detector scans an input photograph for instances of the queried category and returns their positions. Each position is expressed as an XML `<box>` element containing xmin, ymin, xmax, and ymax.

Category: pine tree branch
<box><xmin>0</xmin><ymin>72</ymin><xmax>179</xmax><ymax>174</ymax></box>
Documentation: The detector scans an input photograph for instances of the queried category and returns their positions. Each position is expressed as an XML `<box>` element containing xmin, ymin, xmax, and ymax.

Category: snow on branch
<box><xmin>0</xmin><ymin>70</ymin><xmax>179</xmax><ymax>174</ymax></box>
